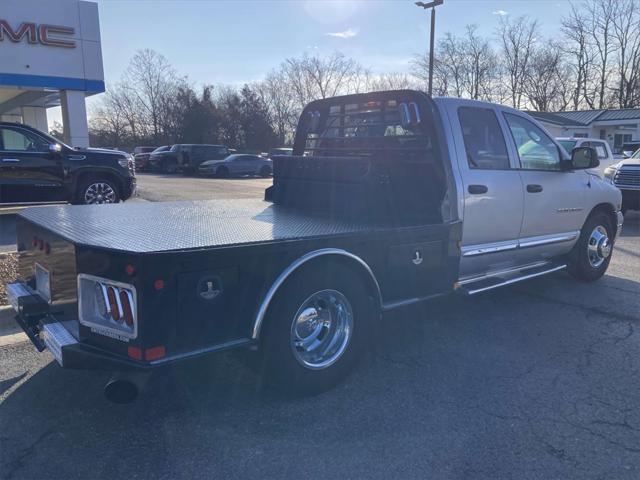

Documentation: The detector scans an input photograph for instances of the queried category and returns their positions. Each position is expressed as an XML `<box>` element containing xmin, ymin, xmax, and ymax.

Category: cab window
<box><xmin>0</xmin><ymin>127</ymin><xmax>48</xmax><ymax>152</ymax></box>
<box><xmin>584</xmin><ymin>141</ymin><xmax>608</xmax><ymax>160</ymax></box>
<box><xmin>504</xmin><ymin>114</ymin><xmax>561</xmax><ymax>171</ymax></box>
<box><xmin>458</xmin><ymin>107</ymin><xmax>510</xmax><ymax>170</ymax></box>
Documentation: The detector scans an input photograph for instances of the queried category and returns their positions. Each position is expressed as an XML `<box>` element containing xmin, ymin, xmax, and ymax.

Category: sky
<box><xmin>50</xmin><ymin>0</ymin><xmax>577</xmax><ymax>126</ymax></box>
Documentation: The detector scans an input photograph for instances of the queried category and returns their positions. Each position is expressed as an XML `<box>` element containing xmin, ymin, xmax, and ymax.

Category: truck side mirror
<box><xmin>49</xmin><ymin>143</ymin><xmax>62</xmax><ymax>154</ymax></box>
<box><xmin>570</xmin><ymin>146</ymin><xmax>599</xmax><ymax>169</ymax></box>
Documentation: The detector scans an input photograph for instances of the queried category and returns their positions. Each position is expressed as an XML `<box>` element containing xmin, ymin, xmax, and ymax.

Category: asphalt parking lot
<box><xmin>0</xmin><ymin>174</ymin><xmax>639</xmax><ymax>479</ymax></box>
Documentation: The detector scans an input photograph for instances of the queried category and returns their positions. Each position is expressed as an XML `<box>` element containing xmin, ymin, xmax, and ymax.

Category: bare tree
<box><xmin>122</xmin><ymin>49</ymin><xmax>183</xmax><ymax>142</ymax></box>
<box><xmin>253</xmin><ymin>70</ymin><xmax>298</xmax><ymax>145</ymax></box>
<box><xmin>461</xmin><ymin>25</ymin><xmax>498</xmax><ymax>100</ymax></box>
<box><xmin>561</xmin><ymin>5</ymin><xmax>595</xmax><ymax>110</ymax></box>
<box><xmin>611</xmin><ymin>0</ymin><xmax>640</xmax><ymax>108</ymax></box>
<box><xmin>524</xmin><ymin>43</ymin><xmax>571</xmax><ymax>111</ymax></box>
<box><xmin>282</xmin><ymin>52</ymin><xmax>366</xmax><ymax>110</ymax></box>
<box><xmin>498</xmin><ymin>16</ymin><xmax>539</xmax><ymax>109</ymax></box>
<box><xmin>584</xmin><ymin>0</ymin><xmax>617</xmax><ymax>108</ymax></box>
<box><xmin>413</xmin><ymin>32</ymin><xmax>465</xmax><ymax>97</ymax></box>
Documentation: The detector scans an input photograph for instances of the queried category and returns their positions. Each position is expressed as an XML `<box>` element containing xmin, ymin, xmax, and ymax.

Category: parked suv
<box><xmin>0</xmin><ymin>122</ymin><xmax>136</xmax><ymax>204</ymax></box>
<box><xmin>134</xmin><ymin>145</ymin><xmax>167</xmax><ymax>172</ymax></box>
<box><xmin>149</xmin><ymin>144</ymin><xmax>229</xmax><ymax>173</ymax></box>
<box><xmin>604</xmin><ymin>149</ymin><xmax>640</xmax><ymax>213</ymax></box>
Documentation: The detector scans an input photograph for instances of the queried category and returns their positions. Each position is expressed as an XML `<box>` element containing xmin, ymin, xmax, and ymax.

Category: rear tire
<box><xmin>568</xmin><ymin>212</ymin><xmax>614</xmax><ymax>282</ymax></box>
<box><xmin>257</xmin><ymin>263</ymin><xmax>375</xmax><ymax>396</ymax></box>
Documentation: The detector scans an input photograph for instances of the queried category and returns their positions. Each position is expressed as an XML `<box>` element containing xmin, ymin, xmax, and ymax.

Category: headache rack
<box><xmin>267</xmin><ymin>91</ymin><xmax>447</xmax><ymax>225</ymax></box>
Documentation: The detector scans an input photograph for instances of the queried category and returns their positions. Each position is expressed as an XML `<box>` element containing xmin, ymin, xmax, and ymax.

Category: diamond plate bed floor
<box><xmin>18</xmin><ymin>199</ymin><xmax>374</xmax><ymax>253</ymax></box>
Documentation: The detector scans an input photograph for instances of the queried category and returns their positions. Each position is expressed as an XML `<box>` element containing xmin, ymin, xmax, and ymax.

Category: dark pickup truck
<box><xmin>7</xmin><ymin>90</ymin><xmax>622</xmax><ymax>402</ymax></box>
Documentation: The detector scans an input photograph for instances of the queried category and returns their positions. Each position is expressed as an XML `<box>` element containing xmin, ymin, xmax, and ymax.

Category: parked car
<box><xmin>621</xmin><ymin>141</ymin><xmax>640</xmax><ymax>158</ymax></box>
<box><xmin>557</xmin><ymin>137</ymin><xmax>616</xmax><ymax>175</ymax></box>
<box><xmin>0</xmin><ymin>122</ymin><xmax>136</xmax><ymax>204</ymax></box>
<box><xmin>134</xmin><ymin>145</ymin><xmax>167</xmax><ymax>172</ymax></box>
<box><xmin>268</xmin><ymin>147</ymin><xmax>293</xmax><ymax>157</ymax></box>
<box><xmin>198</xmin><ymin>154</ymin><xmax>272</xmax><ymax>177</ymax></box>
<box><xmin>8</xmin><ymin>90</ymin><xmax>622</xmax><ymax>402</ymax></box>
<box><xmin>149</xmin><ymin>144</ymin><xmax>229</xmax><ymax>173</ymax></box>
<box><xmin>604</xmin><ymin>149</ymin><xmax>640</xmax><ymax>214</ymax></box>
<box><xmin>132</xmin><ymin>146</ymin><xmax>156</xmax><ymax>155</ymax></box>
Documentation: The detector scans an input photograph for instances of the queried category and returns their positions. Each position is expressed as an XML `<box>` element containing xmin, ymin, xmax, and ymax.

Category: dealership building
<box><xmin>0</xmin><ymin>0</ymin><xmax>103</xmax><ymax>147</ymax></box>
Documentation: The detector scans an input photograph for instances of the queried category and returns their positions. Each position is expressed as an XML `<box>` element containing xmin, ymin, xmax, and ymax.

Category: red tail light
<box><xmin>78</xmin><ymin>274</ymin><xmax>138</xmax><ymax>340</ymax></box>
<box><xmin>106</xmin><ymin>286</ymin><xmax>121</xmax><ymax>321</ymax></box>
<box><xmin>119</xmin><ymin>289</ymin><xmax>134</xmax><ymax>326</ymax></box>
<box><xmin>145</xmin><ymin>346</ymin><xmax>166</xmax><ymax>361</ymax></box>
<box><xmin>127</xmin><ymin>346</ymin><xmax>142</xmax><ymax>360</ymax></box>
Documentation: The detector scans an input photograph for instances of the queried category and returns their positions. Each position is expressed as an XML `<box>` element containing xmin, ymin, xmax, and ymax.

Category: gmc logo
<box><xmin>0</xmin><ymin>20</ymin><xmax>76</xmax><ymax>48</ymax></box>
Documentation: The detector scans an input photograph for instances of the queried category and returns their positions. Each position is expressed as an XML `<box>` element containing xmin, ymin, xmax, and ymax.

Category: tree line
<box><xmin>88</xmin><ymin>0</ymin><xmax>640</xmax><ymax>150</ymax></box>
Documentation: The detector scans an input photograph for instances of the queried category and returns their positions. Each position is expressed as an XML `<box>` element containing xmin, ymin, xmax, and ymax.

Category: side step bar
<box><xmin>457</xmin><ymin>263</ymin><xmax>567</xmax><ymax>296</ymax></box>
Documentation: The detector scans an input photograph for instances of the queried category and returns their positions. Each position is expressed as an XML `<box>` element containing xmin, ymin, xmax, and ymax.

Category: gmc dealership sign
<box><xmin>0</xmin><ymin>20</ymin><xmax>76</xmax><ymax>48</ymax></box>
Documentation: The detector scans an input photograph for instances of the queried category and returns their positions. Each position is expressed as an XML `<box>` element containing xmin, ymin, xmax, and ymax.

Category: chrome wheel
<box><xmin>290</xmin><ymin>289</ymin><xmax>353</xmax><ymax>370</ymax></box>
<box><xmin>587</xmin><ymin>225</ymin><xmax>611</xmax><ymax>268</ymax></box>
<box><xmin>84</xmin><ymin>182</ymin><xmax>117</xmax><ymax>204</ymax></box>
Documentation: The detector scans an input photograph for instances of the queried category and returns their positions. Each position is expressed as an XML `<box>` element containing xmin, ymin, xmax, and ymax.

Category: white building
<box><xmin>529</xmin><ymin>109</ymin><xmax>640</xmax><ymax>154</ymax></box>
<box><xmin>0</xmin><ymin>0</ymin><xmax>104</xmax><ymax>147</ymax></box>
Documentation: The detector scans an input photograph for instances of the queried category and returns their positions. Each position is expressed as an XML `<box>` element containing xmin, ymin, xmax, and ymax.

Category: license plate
<box><xmin>42</xmin><ymin>323</ymin><xmax>77</xmax><ymax>366</ymax></box>
<box><xmin>35</xmin><ymin>263</ymin><xmax>51</xmax><ymax>303</ymax></box>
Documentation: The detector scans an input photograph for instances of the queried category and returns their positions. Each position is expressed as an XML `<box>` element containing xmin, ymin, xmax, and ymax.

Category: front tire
<box><xmin>77</xmin><ymin>178</ymin><xmax>120</xmax><ymax>204</ymax></box>
<box><xmin>568</xmin><ymin>212</ymin><xmax>614</xmax><ymax>282</ymax></box>
<box><xmin>258</xmin><ymin>263</ymin><xmax>375</xmax><ymax>395</ymax></box>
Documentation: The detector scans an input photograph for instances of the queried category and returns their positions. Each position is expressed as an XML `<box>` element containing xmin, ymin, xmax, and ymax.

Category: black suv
<box><xmin>0</xmin><ymin>122</ymin><xmax>136</xmax><ymax>204</ymax></box>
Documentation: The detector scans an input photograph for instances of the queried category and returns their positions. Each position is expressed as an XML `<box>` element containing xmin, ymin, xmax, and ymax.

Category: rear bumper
<box><xmin>8</xmin><ymin>281</ymin><xmax>252</xmax><ymax>372</ymax></box>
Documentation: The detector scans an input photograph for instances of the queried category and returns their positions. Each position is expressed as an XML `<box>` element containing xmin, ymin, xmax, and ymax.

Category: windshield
<box><xmin>153</xmin><ymin>146</ymin><xmax>169</xmax><ymax>153</ymax></box>
<box><xmin>558</xmin><ymin>140</ymin><xmax>577</xmax><ymax>153</ymax></box>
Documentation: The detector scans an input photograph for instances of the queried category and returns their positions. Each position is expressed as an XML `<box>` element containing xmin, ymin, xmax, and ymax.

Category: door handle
<box><xmin>2</xmin><ymin>158</ymin><xmax>20</xmax><ymax>163</ymax></box>
<box><xmin>527</xmin><ymin>184</ymin><xmax>543</xmax><ymax>193</ymax></box>
<box><xmin>468</xmin><ymin>184</ymin><xmax>488</xmax><ymax>195</ymax></box>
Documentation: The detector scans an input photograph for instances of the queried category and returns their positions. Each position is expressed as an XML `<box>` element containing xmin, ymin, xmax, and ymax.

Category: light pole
<box><xmin>415</xmin><ymin>0</ymin><xmax>443</xmax><ymax>97</ymax></box>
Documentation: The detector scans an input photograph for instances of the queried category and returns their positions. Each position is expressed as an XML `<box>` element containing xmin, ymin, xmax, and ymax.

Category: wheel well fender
<box><xmin>251</xmin><ymin>248</ymin><xmax>382</xmax><ymax>340</ymax></box>
<box><xmin>74</xmin><ymin>169</ymin><xmax>123</xmax><ymax>195</ymax></box>
<box><xmin>587</xmin><ymin>202</ymin><xmax>618</xmax><ymax>234</ymax></box>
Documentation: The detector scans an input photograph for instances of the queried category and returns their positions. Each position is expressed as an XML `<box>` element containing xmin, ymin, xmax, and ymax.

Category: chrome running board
<box><xmin>457</xmin><ymin>263</ymin><xmax>567</xmax><ymax>296</ymax></box>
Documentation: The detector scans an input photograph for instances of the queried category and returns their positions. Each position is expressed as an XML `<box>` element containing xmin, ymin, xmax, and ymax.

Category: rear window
<box><xmin>299</xmin><ymin>98</ymin><xmax>436</xmax><ymax>160</ymax></box>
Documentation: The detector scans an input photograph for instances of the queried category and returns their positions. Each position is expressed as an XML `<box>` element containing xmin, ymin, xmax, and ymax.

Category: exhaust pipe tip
<box><xmin>104</xmin><ymin>379</ymin><xmax>139</xmax><ymax>404</ymax></box>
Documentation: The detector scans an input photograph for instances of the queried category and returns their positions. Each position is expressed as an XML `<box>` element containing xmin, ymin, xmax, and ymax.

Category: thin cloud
<box><xmin>325</xmin><ymin>28</ymin><xmax>358</xmax><ymax>39</ymax></box>
<box><xmin>492</xmin><ymin>10</ymin><xmax>508</xmax><ymax>16</ymax></box>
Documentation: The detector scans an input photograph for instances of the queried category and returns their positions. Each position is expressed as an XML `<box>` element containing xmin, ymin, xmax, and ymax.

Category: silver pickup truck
<box><xmin>438</xmin><ymin>97</ymin><xmax>624</xmax><ymax>285</ymax></box>
<box><xmin>8</xmin><ymin>90</ymin><xmax>623</xmax><ymax>401</ymax></box>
